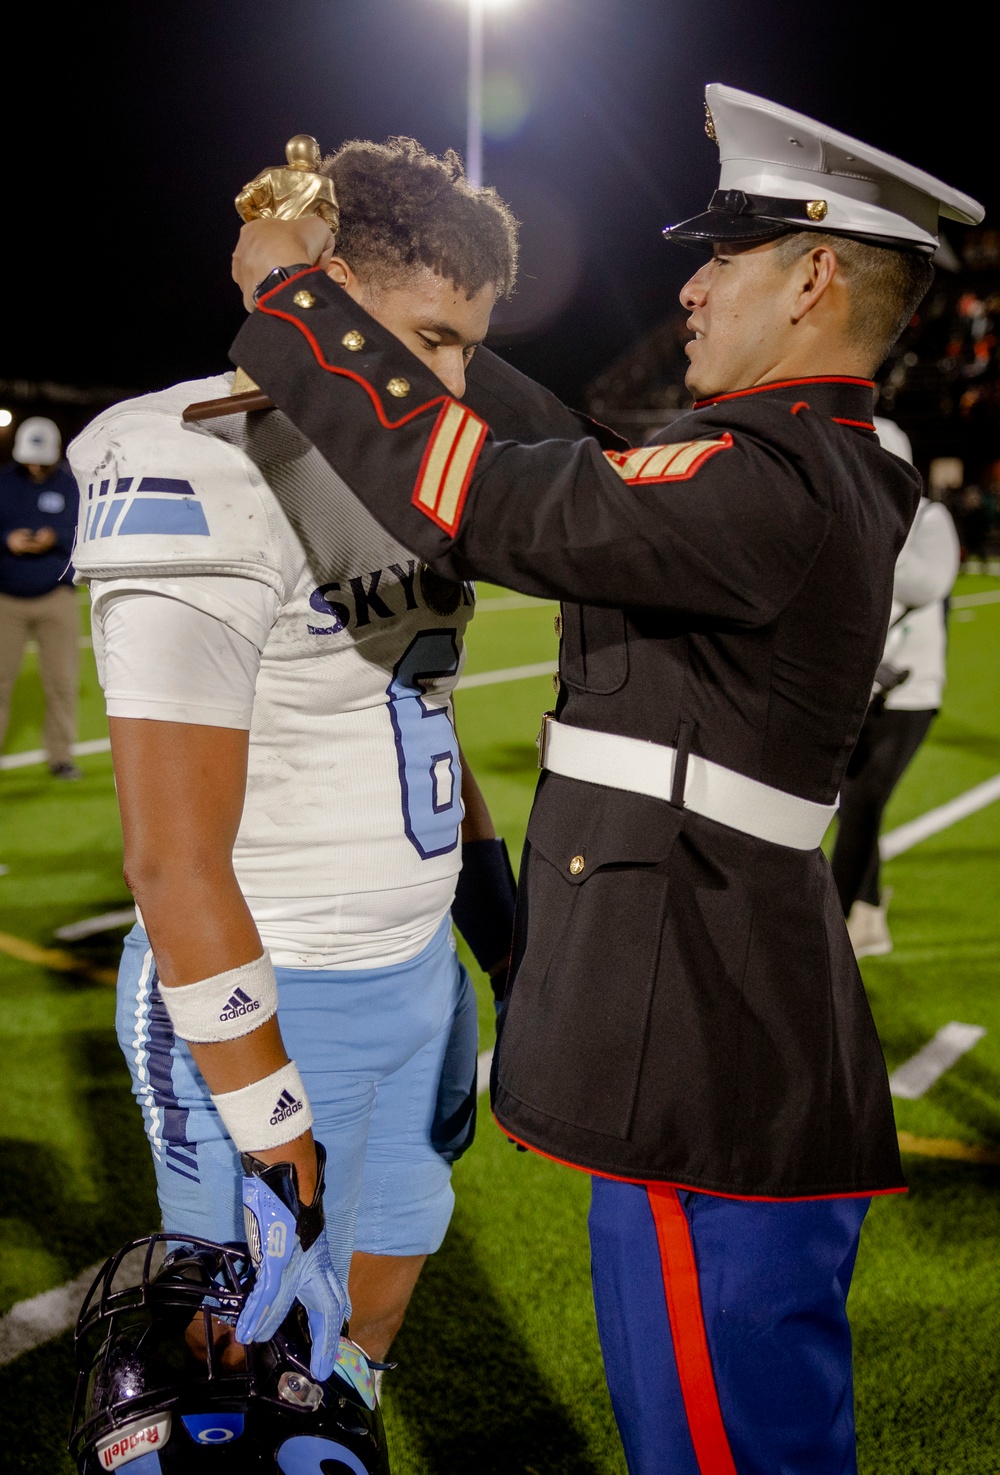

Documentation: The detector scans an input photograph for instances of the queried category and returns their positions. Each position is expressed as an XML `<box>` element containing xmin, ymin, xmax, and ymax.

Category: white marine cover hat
<box><xmin>664</xmin><ymin>83</ymin><xmax>984</xmax><ymax>254</ymax></box>
<box><xmin>13</xmin><ymin>415</ymin><xmax>62</xmax><ymax>466</ymax></box>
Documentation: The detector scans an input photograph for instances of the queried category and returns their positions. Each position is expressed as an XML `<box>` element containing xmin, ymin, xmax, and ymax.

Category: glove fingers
<box><xmin>237</xmin><ymin>1286</ymin><xmax>293</xmax><ymax>1345</ymax></box>
<box><xmin>236</xmin><ymin>1245</ymin><xmax>302</xmax><ymax>1346</ymax></box>
<box><xmin>300</xmin><ymin>1251</ymin><xmax>346</xmax><ymax>1381</ymax></box>
<box><xmin>305</xmin><ymin>1302</ymin><xmax>339</xmax><ymax>1381</ymax></box>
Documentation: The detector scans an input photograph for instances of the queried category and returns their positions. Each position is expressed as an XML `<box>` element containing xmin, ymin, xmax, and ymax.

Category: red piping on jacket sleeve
<box><xmin>255</xmin><ymin>270</ymin><xmax>451</xmax><ymax>430</ymax></box>
<box><xmin>647</xmin><ymin>1185</ymin><xmax>739</xmax><ymax>1475</ymax></box>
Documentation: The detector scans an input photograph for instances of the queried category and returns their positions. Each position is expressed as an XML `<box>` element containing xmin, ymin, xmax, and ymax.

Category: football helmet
<box><xmin>69</xmin><ymin>1234</ymin><xmax>390</xmax><ymax>1474</ymax></box>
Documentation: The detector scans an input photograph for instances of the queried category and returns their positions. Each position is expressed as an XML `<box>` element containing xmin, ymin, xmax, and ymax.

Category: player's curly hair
<box><xmin>321</xmin><ymin>136</ymin><xmax>519</xmax><ymax>300</ymax></box>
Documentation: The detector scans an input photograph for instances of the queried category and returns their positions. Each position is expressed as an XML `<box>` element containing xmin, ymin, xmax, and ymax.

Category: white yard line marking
<box><xmin>479</xmin><ymin>588</ymin><xmax>1000</xmax><ymax>615</ymax></box>
<box><xmin>475</xmin><ymin>595</ymin><xmax>555</xmax><ymax>613</ymax></box>
<box><xmin>0</xmin><ymin>737</ymin><xmax>111</xmax><ymax>772</ymax></box>
<box><xmin>951</xmin><ymin>590</ymin><xmax>1000</xmax><ymax>608</ymax></box>
<box><xmin>54</xmin><ymin>907</ymin><xmax>136</xmax><ymax>942</ymax></box>
<box><xmin>458</xmin><ymin>660</ymin><xmax>557</xmax><ymax>690</ymax></box>
<box><xmin>888</xmin><ymin>1022</ymin><xmax>986</xmax><ymax>1099</ymax></box>
<box><xmin>880</xmin><ymin>773</ymin><xmax>1000</xmax><ymax>859</ymax></box>
<box><xmin>477</xmin><ymin>1048</ymin><xmax>494</xmax><ymax>1096</ymax></box>
<box><xmin>0</xmin><ymin>1262</ymin><xmax>103</xmax><ymax>1366</ymax></box>
<box><xmin>21</xmin><ymin>636</ymin><xmax>93</xmax><ymax>653</ymax></box>
<box><xmin>0</xmin><ymin>662</ymin><xmax>556</xmax><ymax>773</ymax></box>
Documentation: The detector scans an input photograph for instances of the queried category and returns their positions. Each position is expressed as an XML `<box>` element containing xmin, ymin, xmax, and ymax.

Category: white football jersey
<box><xmin>70</xmin><ymin>375</ymin><xmax>475</xmax><ymax>968</ymax></box>
<box><xmin>883</xmin><ymin>499</ymin><xmax>960</xmax><ymax>711</ymax></box>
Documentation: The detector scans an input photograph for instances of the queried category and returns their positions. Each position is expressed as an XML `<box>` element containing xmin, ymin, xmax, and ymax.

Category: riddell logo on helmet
<box><xmin>97</xmin><ymin>1415</ymin><xmax>171</xmax><ymax>1470</ymax></box>
<box><xmin>270</xmin><ymin>1088</ymin><xmax>303</xmax><ymax>1126</ymax></box>
<box><xmin>219</xmin><ymin>986</ymin><xmax>260</xmax><ymax>1023</ymax></box>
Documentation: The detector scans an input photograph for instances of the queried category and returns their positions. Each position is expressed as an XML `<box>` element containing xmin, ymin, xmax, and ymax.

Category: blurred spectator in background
<box><xmin>0</xmin><ymin>417</ymin><xmax>81</xmax><ymax>778</ymax></box>
<box><xmin>832</xmin><ymin>418</ymin><xmax>961</xmax><ymax>957</ymax></box>
<box><xmin>952</xmin><ymin>483</ymin><xmax>993</xmax><ymax>562</ymax></box>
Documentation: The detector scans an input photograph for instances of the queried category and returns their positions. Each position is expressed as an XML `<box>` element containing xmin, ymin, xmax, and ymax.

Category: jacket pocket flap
<box><xmin>527</xmin><ymin>772</ymin><xmax>684</xmax><ymax>883</ymax></box>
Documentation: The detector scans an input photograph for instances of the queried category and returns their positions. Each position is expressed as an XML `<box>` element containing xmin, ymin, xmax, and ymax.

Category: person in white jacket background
<box><xmin>831</xmin><ymin>417</ymin><xmax>961</xmax><ymax>957</ymax></box>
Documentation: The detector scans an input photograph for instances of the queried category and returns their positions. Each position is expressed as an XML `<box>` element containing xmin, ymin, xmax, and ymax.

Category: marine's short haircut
<box><xmin>321</xmin><ymin>136</ymin><xmax>519</xmax><ymax>300</ymax></box>
<box><xmin>772</xmin><ymin>231</ymin><xmax>934</xmax><ymax>371</ymax></box>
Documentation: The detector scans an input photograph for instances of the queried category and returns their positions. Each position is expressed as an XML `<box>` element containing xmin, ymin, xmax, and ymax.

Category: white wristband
<box><xmin>211</xmin><ymin>1061</ymin><xmax>314</xmax><ymax>1153</ymax></box>
<box><xmin>158</xmin><ymin>953</ymin><xmax>278</xmax><ymax>1043</ymax></box>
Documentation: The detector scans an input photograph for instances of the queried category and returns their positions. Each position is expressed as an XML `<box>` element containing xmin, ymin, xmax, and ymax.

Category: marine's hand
<box><xmin>232</xmin><ymin>218</ymin><xmax>335</xmax><ymax>311</ymax></box>
<box><xmin>236</xmin><ymin>1143</ymin><xmax>346</xmax><ymax>1380</ymax></box>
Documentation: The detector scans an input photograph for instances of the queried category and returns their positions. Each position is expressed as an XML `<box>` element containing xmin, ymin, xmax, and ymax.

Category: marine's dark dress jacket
<box><xmin>231</xmin><ymin>267</ymin><xmax>921</xmax><ymax>1199</ymax></box>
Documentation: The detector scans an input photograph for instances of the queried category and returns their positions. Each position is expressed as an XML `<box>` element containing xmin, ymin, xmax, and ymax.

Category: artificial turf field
<box><xmin>1</xmin><ymin>576</ymin><xmax>999</xmax><ymax>1474</ymax></box>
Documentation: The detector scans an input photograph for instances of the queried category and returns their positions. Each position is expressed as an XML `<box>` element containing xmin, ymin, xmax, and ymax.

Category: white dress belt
<box><xmin>537</xmin><ymin>716</ymin><xmax>837</xmax><ymax>851</ymax></box>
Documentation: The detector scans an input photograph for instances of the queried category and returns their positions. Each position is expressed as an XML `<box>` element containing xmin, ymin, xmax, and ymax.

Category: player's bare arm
<box><xmin>110</xmin><ymin>716</ymin><xmax>320</xmax><ymax>1199</ymax></box>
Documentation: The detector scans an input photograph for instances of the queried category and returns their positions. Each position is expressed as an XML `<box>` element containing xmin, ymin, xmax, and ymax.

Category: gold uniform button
<box><xmin>569</xmin><ymin>854</ymin><xmax>586</xmax><ymax>875</ymax></box>
<box><xmin>554</xmin><ymin>612</ymin><xmax>563</xmax><ymax>638</ymax></box>
<box><xmin>387</xmin><ymin>377</ymin><xmax>411</xmax><ymax>398</ymax></box>
<box><xmin>342</xmin><ymin>329</ymin><xmax>365</xmax><ymax>352</ymax></box>
<box><xmin>806</xmin><ymin>199</ymin><xmax>828</xmax><ymax>221</ymax></box>
<box><xmin>292</xmin><ymin>289</ymin><xmax>317</xmax><ymax>309</ymax></box>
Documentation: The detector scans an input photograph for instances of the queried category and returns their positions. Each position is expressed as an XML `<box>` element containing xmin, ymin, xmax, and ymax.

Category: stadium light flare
<box><xmin>460</xmin><ymin>0</ymin><xmax>520</xmax><ymax>189</ymax></box>
<box><xmin>0</xmin><ymin>409</ymin><xmax>12</xmax><ymax>428</ymax></box>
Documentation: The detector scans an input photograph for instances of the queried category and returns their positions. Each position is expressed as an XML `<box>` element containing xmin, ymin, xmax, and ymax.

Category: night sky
<box><xmin>8</xmin><ymin>0</ymin><xmax>994</xmax><ymax>408</ymax></box>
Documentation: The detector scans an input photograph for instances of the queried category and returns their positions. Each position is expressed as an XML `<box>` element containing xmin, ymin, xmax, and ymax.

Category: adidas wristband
<box><xmin>158</xmin><ymin>953</ymin><xmax>278</xmax><ymax>1043</ymax></box>
<box><xmin>212</xmin><ymin>1061</ymin><xmax>314</xmax><ymax>1152</ymax></box>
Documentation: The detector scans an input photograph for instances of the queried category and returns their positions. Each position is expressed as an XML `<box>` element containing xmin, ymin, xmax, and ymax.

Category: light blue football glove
<box><xmin>236</xmin><ymin>1142</ymin><xmax>347</xmax><ymax>1381</ymax></box>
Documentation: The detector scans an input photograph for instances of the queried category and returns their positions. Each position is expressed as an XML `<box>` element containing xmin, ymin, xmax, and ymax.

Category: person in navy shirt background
<box><xmin>0</xmin><ymin>416</ymin><xmax>82</xmax><ymax>778</ymax></box>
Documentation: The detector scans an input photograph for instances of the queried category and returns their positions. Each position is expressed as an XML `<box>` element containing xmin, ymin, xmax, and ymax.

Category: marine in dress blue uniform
<box><xmin>227</xmin><ymin>87</ymin><xmax>983</xmax><ymax>1473</ymax></box>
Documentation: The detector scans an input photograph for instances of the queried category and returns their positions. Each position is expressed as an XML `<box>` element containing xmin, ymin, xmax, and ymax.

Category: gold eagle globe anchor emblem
<box><xmin>183</xmin><ymin>135</ymin><xmax>339</xmax><ymax>423</ymax></box>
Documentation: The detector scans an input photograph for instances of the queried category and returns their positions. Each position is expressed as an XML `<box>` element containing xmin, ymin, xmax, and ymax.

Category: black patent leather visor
<box><xmin>663</xmin><ymin>190</ymin><xmax>930</xmax><ymax>253</ymax></box>
<box><xmin>663</xmin><ymin>211</ymin><xmax>791</xmax><ymax>245</ymax></box>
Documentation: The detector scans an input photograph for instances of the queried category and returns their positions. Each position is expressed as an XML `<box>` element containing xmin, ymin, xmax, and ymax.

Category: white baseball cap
<box><xmin>12</xmin><ymin>416</ymin><xmax>62</xmax><ymax>466</ymax></box>
<box><xmin>664</xmin><ymin>84</ymin><xmax>984</xmax><ymax>254</ymax></box>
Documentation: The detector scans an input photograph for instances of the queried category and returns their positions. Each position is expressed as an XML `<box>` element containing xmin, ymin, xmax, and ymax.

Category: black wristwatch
<box><xmin>252</xmin><ymin>264</ymin><xmax>314</xmax><ymax>305</ymax></box>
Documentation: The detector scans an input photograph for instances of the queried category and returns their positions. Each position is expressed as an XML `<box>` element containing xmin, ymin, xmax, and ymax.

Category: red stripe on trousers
<box><xmin>647</xmin><ymin>1184</ymin><xmax>739</xmax><ymax>1475</ymax></box>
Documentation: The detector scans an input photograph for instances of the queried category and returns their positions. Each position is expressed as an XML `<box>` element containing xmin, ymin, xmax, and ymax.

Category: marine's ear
<box><xmin>788</xmin><ymin>245</ymin><xmax>840</xmax><ymax>325</ymax></box>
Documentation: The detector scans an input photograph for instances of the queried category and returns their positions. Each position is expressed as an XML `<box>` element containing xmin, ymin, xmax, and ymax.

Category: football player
<box><xmin>69</xmin><ymin>137</ymin><xmax>520</xmax><ymax>1383</ymax></box>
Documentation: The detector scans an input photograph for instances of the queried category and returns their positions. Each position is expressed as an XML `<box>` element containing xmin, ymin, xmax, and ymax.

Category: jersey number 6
<box><xmin>387</xmin><ymin>629</ymin><xmax>462</xmax><ymax>860</ymax></box>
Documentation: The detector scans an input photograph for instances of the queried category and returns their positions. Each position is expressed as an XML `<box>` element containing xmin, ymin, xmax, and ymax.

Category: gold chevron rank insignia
<box><xmin>412</xmin><ymin>401</ymin><xmax>489</xmax><ymax>534</ymax></box>
<box><xmin>603</xmin><ymin>433</ymin><xmax>734</xmax><ymax>485</ymax></box>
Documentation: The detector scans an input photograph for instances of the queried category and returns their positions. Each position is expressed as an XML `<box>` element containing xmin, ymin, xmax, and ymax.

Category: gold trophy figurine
<box><xmin>235</xmin><ymin>133</ymin><xmax>340</xmax><ymax>232</ymax></box>
<box><xmin>183</xmin><ymin>135</ymin><xmax>339</xmax><ymax>423</ymax></box>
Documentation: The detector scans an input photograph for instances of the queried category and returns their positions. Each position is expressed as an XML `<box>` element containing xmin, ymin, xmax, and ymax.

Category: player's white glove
<box><xmin>236</xmin><ymin>1142</ymin><xmax>347</xmax><ymax>1381</ymax></box>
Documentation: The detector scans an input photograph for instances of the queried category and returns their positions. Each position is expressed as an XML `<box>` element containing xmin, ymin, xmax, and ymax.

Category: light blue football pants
<box><xmin>116</xmin><ymin>916</ymin><xmax>477</xmax><ymax>1285</ymax></box>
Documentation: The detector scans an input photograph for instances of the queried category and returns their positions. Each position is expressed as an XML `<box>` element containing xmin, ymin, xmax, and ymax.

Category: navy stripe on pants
<box><xmin>589</xmin><ymin>1177</ymin><xmax>870</xmax><ymax>1474</ymax></box>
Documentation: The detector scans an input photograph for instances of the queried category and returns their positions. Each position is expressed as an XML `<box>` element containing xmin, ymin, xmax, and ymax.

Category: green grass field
<box><xmin>1</xmin><ymin>580</ymin><xmax>999</xmax><ymax>1473</ymax></box>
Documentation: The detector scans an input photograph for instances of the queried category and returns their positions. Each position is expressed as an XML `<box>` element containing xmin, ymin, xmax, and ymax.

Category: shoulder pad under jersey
<box><xmin>69</xmin><ymin>376</ymin><xmax>302</xmax><ymax>597</ymax></box>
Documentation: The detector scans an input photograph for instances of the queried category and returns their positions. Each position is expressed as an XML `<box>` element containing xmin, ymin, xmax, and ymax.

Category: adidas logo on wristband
<box><xmin>160</xmin><ymin>955</ymin><xmax>277</xmax><ymax>1044</ymax></box>
<box><xmin>213</xmin><ymin>1061</ymin><xmax>312</xmax><ymax>1152</ymax></box>
<box><xmin>270</xmin><ymin>1089</ymin><xmax>304</xmax><ymax>1126</ymax></box>
<box><xmin>219</xmin><ymin>986</ymin><xmax>261</xmax><ymax>1024</ymax></box>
